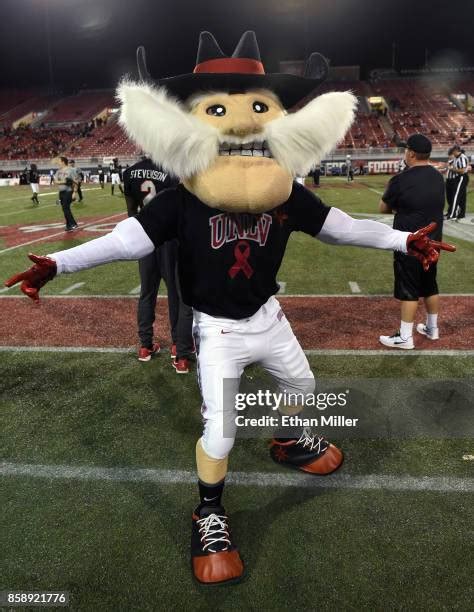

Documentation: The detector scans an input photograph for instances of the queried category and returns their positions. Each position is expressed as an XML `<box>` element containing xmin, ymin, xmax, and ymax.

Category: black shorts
<box><xmin>393</xmin><ymin>253</ymin><xmax>438</xmax><ymax>301</ymax></box>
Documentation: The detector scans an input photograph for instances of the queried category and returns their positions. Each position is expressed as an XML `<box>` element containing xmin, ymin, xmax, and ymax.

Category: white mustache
<box><xmin>117</xmin><ymin>80</ymin><xmax>357</xmax><ymax>179</ymax></box>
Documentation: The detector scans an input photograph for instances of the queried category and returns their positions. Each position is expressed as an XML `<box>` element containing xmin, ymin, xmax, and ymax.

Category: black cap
<box><xmin>401</xmin><ymin>133</ymin><xmax>432</xmax><ymax>155</ymax></box>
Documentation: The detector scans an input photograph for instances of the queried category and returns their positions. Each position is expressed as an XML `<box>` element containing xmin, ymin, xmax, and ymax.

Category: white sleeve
<box><xmin>318</xmin><ymin>207</ymin><xmax>409</xmax><ymax>253</ymax></box>
<box><xmin>48</xmin><ymin>217</ymin><xmax>155</xmax><ymax>274</ymax></box>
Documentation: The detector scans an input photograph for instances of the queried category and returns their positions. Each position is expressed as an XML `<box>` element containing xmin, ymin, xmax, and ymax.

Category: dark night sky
<box><xmin>1</xmin><ymin>0</ymin><xmax>473</xmax><ymax>89</ymax></box>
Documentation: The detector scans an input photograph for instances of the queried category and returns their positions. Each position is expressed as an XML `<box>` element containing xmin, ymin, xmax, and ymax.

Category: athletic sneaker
<box><xmin>138</xmin><ymin>343</ymin><xmax>161</xmax><ymax>362</ymax></box>
<box><xmin>270</xmin><ymin>429</ymin><xmax>343</xmax><ymax>475</ymax></box>
<box><xmin>191</xmin><ymin>505</ymin><xmax>244</xmax><ymax>585</ymax></box>
<box><xmin>170</xmin><ymin>344</ymin><xmax>196</xmax><ymax>359</ymax></box>
<box><xmin>172</xmin><ymin>358</ymin><xmax>190</xmax><ymax>374</ymax></box>
<box><xmin>416</xmin><ymin>323</ymin><xmax>439</xmax><ymax>340</ymax></box>
<box><xmin>379</xmin><ymin>331</ymin><xmax>414</xmax><ymax>350</ymax></box>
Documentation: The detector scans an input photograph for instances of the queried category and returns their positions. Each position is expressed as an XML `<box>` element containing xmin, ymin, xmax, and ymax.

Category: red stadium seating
<box><xmin>44</xmin><ymin>91</ymin><xmax>114</xmax><ymax>124</ymax></box>
<box><xmin>62</xmin><ymin>118</ymin><xmax>141</xmax><ymax>157</ymax></box>
<box><xmin>373</xmin><ymin>78</ymin><xmax>474</xmax><ymax>147</ymax></box>
<box><xmin>1</xmin><ymin>78</ymin><xmax>473</xmax><ymax>161</ymax></box>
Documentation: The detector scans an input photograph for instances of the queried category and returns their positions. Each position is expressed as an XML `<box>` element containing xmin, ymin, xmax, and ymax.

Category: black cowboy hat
<box><xmin>137</xmin><ymin>30</ymin><xmax>329</xmax><ymax>109</ymax></box>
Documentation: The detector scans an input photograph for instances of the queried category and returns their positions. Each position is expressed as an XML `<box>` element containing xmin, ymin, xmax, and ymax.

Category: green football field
<box><xmin>0</xmin><ymin>177</ymin><xmax>473</xmax><ymax>611</ymax></box>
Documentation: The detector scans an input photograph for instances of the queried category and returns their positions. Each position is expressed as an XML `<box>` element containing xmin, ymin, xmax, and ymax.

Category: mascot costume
<box><xmin>6</xmin><ymin>31</ymin><xmax>455</xmax><ymax>586</ymax></box>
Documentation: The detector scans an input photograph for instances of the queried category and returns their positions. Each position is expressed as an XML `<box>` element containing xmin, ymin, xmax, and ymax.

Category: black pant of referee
<box><xmin>445</xmin><ymin>177</ymin><xmax>457</xmax><ymax>217</ymax></box>
<box><xmin>137</xmin><ymin>240</ymin><xmax>193</xmax><ymax>361</ymax></box>
<box><xmin>448</xmin><ymin>174</ymin><xmax>468</xmax><ymax>219</ymax></box>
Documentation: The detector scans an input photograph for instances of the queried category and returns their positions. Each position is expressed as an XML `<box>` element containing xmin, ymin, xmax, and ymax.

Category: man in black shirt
<box><xmin>123</xmin><ymin>157</ymin><xmax>194</xmax><ymax>371</ymax></box>
<box><xmin>97</xmin><ymin>164</ymin><xmax>105</xmax><ymax>189</ymax></box>
<box><xmin>28</xmin><ymin>163</ymin><xmax>40</xmax><ymax>206</ymax></box>
<box><xmin>379</xmin><ymin>134</ymin><xmax>445</xmax><ymax>348</ymax></box>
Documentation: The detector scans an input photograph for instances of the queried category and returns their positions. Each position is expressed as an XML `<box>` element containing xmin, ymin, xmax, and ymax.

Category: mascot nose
<box><xmin>225</xmin><ymin>115</ymin><xmax>263</xmax><ymax>138</ymax></box>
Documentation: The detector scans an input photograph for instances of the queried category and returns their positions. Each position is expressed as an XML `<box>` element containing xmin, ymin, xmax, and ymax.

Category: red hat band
<box><xmin>193</xmin><ymin>57</ymin><xmax>265</xmax><ymax>75</ymax></box>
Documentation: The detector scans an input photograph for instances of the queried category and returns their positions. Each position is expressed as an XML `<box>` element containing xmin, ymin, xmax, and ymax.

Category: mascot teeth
<box><xmin>218</xmin><ymin>141</ymin><xmax>273</xmax><ymax>158</ymax></box>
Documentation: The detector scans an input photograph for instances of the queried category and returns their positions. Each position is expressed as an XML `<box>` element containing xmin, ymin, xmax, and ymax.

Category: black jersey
<box><xmin>136</xmin><ymin>181</ymin><xmax>331</xmax><ymax>319</ymax></box>
<box><xmin>123</xmin><ymin>158</ymin><xmax>179</xmax><ymax>214</ymax></box>
<box><xmin>382</xmin><ymin>165</ymin><xmax>444</xmax><ymax>241</ymax></box>
<box><xmin>28</xmin><ymin>169</ymin><xmax>39</xmax><ymax>184</ymax></box>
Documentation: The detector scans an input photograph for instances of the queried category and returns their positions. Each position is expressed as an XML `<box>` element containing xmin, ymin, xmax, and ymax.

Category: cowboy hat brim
<box><xmin>157</xmin><ymin>72</ymin><xmax>327</xmax><ymax>109</ymax></box>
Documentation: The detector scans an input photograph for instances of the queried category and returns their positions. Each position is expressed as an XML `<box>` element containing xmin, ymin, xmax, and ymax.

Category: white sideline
<box><xmin>60</xmin><ymin>282</ymin><xmax>85</xmax><ymax>294</ymax></box>
<box><xmin>1</xmin><ymin>461</ymin><xmax>473</xmax><ymax>493</ymax></box>
<box><xmin>0</xmin><ymin>293</ymin><xmax>473</xmax><ymax>299</ymax></box>
<box><xmin>0</xmin><ymin>211</ymin><xmax>127</xmax><ymax>255</ymax></box>
<box><xmin>0</xmin><ymin>346</ymin><xmax>472</xmax><ymax>357</ymax></box>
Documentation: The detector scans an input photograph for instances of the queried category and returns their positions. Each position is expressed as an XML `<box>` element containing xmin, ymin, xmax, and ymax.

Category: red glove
<box><xmin>4</xmin><ymin>253</ymin><xmax>57</xmax><ymax>303</ymax></box>
<box><xmin>406</xmin><ymin>222</ymin><xmax>456</xmax><ymax>271</ymax></box>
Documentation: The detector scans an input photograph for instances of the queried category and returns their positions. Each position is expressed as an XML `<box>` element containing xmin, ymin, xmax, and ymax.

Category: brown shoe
<box><xmin>191</xmin><ymin>506</ymin><xmax>244</xmax><ymax>585</ymax></box>
<box><xmin>270</xmin><ymin>429</ymin><xmax>343</xmax><ymax>475</ymax></box>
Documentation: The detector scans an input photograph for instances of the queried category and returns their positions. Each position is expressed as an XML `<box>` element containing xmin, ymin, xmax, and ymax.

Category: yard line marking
<box><xmin>0</xmin><ymin>211</ymin><xmax>127</xmax><ymax>255</ymax></box>
<box><xmin>0</xmin><ymin>204</ymin><xmax>62</xmax><ymax>217</ymax></box>
<box><xmin>2</xmin><ymin>293</ymin><xmax>473</xmax><ymax>299</ymax></box>
<box><xmin>305</xmin><ymin>349</ymin><xmax>474</xmax><ymax>356</ymax></box>
<box><xmin>349</xmin><ymin>281</ymin><xmax>361</xmax><ymax>293</ymax></box>
<box><xmin>129</xmin><ymin>285</ymin><xmax>141</xmax><ymax>295</ymax></box>
<box><xmin>462</xmin><ymin>455</ymin><xmax>474</xmax><ymax>461</ymax></box>
<box><xmin>0</xmin><ymin>187</ymin><xmax>103</xmax><ymax>205</ymax></box>
<box><xmin>0</xmin><ymin>286</ymin><xmax>10</xmax><ymax>293</ymax></box>
<box><xmin>60</xmin><ymin>282</ymin><xmax>85</xmax><ymax>295</ymax></box>
<box><xmin>0</xmin><ymin>346</ymin><xmax>134</xmax><ymax>354</ymax></box>
<box><xmin>0</xmin><ymin>346</ymin><xmax>472</xmax><ymax>357</ymax></box>
<box><xmin>277</xmin><ymin>281</ymin><xmax>286</xmax><ymax>294</ymax></box>
<box><xmin>1</xmin><ymin>461</ymin><xmax>473</xmax><ymax>493</ymax></box>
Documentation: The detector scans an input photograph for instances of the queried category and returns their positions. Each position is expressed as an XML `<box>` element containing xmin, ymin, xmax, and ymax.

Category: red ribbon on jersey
<box><xmin>228</xmin><ymin>240</ymin><xmax>253</xmax><ymax>279</ymax></box>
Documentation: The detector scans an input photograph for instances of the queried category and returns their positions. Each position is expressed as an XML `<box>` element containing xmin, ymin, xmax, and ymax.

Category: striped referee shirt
<box><xmin>453</xmin><ymin>152</ymin><xmax>469</xmax><ymax>178</ymax></box>
<box><xmin>446</xmin><ymin>158</ymin><xmax>457</xmax><ymax>180</ymax></box>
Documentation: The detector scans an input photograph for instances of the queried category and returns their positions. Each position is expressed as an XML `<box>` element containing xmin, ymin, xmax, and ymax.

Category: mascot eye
<box><xmin>206</xmin><ymin>104</ymin><xmax>226</xmax><ymax>116</ymax></box>
<box><xmin>253</xmin><ymin>101</ymin><xmax>269</xmax><ymax>113</ymax></box>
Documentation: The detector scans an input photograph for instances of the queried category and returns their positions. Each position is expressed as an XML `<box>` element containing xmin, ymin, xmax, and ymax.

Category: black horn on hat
<box><xmin>303</xmin><ymin>52</ymin><xmax>329</xmax><ymax>81</ymax></box>
<box><xmin>137</xmin><ymin>45</ymin><xmax>152</xmax><ymax>82</ymax></box>
<box><xmin>231</xmin><ymin>30</ymin><xmax>261</xmax><ymax>61</ymax></box>
<box><xmin>196</xmin><ymin>31</ymin><xmax>226</xmax><ymax>64</ymax></box>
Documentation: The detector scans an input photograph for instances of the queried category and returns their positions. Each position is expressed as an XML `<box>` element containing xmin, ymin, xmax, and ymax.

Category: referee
<box><xmin>447</xmin><ymin>145</ymin><xmax>469</xmax><ymax>220</ymax></box>
<box><xmin>378</xmin><ymin>134</ymin><xmax>445</xmax><ymax>349</ymax></box>
<box><xmin>445</xmin><ymin>147</ymin><xmax>457</xmax><ymax>218</ymax></box>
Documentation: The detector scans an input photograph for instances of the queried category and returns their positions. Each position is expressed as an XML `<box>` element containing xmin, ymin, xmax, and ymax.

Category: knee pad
<box><xmin>196</xmin><ymin>438</ymin><xmax>229</xmax><ymax>484</ymax></box>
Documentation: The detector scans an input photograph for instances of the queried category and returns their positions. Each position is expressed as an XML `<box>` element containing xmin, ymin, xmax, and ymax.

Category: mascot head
<box><xmin>118</xmin><ymin>31</ymin><xmax>357</xmax><ymax>213</ymax></box>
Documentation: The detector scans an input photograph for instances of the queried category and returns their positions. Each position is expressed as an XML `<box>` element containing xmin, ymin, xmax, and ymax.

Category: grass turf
<box><xmin>2</xmin><ymin>477</ymin><xmax>473</xmax><ymax>611</ymax></box>
<box><xmin>1</xmin><ymin>352</ymin><xmax>473</xmax><ymax>610</ymax></box>
<box><xmin>1</xmin><ymin>352</ymin><xmax>473</xmax><ymax>476</ymax></box>
<box><xmin>1</xmin><ymin>179</ymin><xmax>473</xmax><ymax>296</ymax></box>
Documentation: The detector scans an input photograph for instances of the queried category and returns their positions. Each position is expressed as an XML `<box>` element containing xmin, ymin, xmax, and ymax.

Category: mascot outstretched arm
<box><xmin>5</xmin><ymin>31</ymin><xmax>455</xmax><ymax>586</ymax></box>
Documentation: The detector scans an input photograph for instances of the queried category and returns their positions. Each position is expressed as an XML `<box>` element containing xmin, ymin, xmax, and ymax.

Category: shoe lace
<box><xmin>296</xmin><ymin>428</ymin><xmax>328</xmax><ymax>453</ymax></box>
<box><xmin>197</xmin><ymin>513</ymin><xmax>231</xmax><ymax>553</ymax></box>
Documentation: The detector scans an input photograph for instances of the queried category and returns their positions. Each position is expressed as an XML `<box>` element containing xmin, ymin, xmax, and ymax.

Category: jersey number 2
<box><xmin>141</xmin><ymin>180</ymin><xmax>157</xmax><ymax>206</ymax></box>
